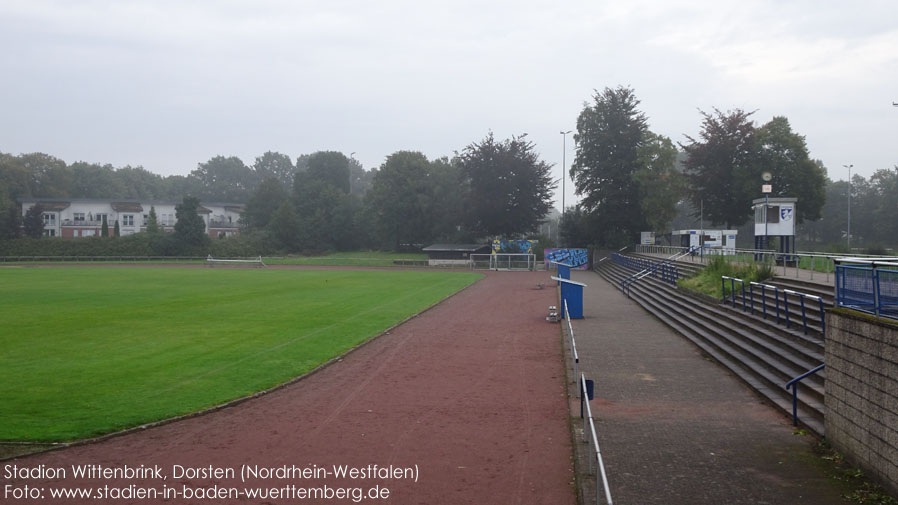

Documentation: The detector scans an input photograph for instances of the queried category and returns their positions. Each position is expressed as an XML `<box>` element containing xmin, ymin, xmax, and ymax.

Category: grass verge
<box><xmin>678</xmin><ymin>255</ymin><xmax>776</xmax><ymax>298</ymax></box>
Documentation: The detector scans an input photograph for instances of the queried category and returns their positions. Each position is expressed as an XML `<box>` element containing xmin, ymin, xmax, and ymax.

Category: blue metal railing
<box><xmin>721</xmin><ymin>276</ymin><xmax>746</xmax><ymax>311</ymax></box>
<box><xmin>785</xmin><ymin>364</ymin><xmax>825</xmax><ymax>427</ymax></box>
<box><xmin>783</xmin><ymin>289</ymin><xmax>826</xmax><ymax>335</ymax></box>
<box><xmin>749</xmin><ymin>282</ymin><xmax>780</xmax><ymax>323</ymax></box>
<box><xmin>615</xmin><ymin>251</ymin><xmax>686</xmax><ymax>296</ymax></box>
<box><xmin>722</xmin><ymin>278</ymin><xmax>825</xmax><ymax>335</ymax></box>
<box><xmin>835</xmin><ymin>263</ymin><xmax>898</xmax><ymax>319</ymax></box>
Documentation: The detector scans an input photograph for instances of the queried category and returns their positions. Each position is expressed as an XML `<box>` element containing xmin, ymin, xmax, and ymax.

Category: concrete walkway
<box><xmin>566</xmin><ymin>269</ymin><xmax>847</xmax><ymax>504</ymax></box>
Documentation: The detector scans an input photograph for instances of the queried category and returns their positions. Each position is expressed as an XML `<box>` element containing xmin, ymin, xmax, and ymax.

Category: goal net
<box><xmin>470</xmin><ymin>253</ymin><xmax>537</xmax><ymax>271</ymax></box>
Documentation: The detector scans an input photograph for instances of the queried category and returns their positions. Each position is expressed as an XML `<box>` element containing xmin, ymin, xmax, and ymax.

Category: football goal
<box><xmin>470</xmin><ymin>253</ymin><xmax>537</xmax><ymax>271</ymax></box>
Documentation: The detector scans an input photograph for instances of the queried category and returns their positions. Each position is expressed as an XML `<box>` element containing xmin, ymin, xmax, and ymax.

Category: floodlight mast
<box><xmin>560</xmin><ymin>130</ymin><xmax>572</xmax><ymax>245</ymax></box>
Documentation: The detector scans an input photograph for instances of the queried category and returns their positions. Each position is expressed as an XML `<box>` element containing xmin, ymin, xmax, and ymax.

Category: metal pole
<box><xmin>765</xmin><ymin>192</ymin><xmax>769</xmax><ymax>251</ymax></box>
<box><xmin>844</xmin><ymin>164</ymin><xmax>853</xmax><ymax>251</ymax></box>
<box><xmin>560</xmin><ymin>130</ymin><xmax>572</xmax><ymax>244</ymax></box>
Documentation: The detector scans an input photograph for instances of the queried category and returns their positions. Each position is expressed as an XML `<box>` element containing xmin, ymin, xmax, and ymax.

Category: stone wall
<box><xmin>825</xmin><ymin>309</ymin><xmax>898</xmax><ymax>496</ymax></box>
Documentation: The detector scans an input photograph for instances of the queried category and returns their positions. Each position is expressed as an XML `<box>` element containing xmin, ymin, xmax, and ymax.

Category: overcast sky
<box><xmin>1</xmin><ymin>0</ymin><xmax>895</xmax><ymax>211</ymax></box>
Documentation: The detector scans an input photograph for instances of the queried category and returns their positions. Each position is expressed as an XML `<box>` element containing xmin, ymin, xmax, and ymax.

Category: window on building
<box><xmin>95</xmin><ymin>213</ymin><xmax>107</xmax><ymax>223</ymax></box>
<box><xmin>42</xmin><ymin>213</ymin><xmax>56</xmax><ymax>225</ymax></box>
<box><xmin>767</xmin><ymin>206</ymin><xmax>780</xmax><ymax>224</ymax></box>
<box><xmin>73</xmin><ymin>212</ymin><xmax>85</xmax><ymax>222</ymax></box>
<box><xmin>122</xmin><ymin>214</ymin><xmax>134</xmax><ymax>226</ymax></box>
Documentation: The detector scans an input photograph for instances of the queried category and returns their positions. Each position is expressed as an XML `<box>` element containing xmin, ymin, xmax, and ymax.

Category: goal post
<box><xmin>470</xmin><ymin>253</ymin><xmax>537</xmax><ymax>271</ymax></box>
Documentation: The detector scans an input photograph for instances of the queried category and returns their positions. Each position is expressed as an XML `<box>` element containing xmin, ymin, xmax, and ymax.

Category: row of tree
<box><xmin>2</xmin><ymin>85</ymin><xmax>895</xmax><ymax>252</ymax></box>
<box><xmin>244</xmin><ymin>135</ymin><xmax>554</xmax><ymax>252</ymax></box>
<box><xmin>561</xmin><ymin>86</ymin><xmax>829</xmax><ymax>248</ymax></box>
<box><xmin>0</xmin><ymin>151</ymin><xmax>374</xmax><ymax>205</ymax></box>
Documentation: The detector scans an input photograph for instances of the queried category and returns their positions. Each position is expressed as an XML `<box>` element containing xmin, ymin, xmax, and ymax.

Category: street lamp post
<box><xmin>844</xmin><ymin>164</ymin><xmax>853</xmax><ymax>251</ymax></box>
<box><xmin>350</xmin><ymin>152</ymin><xmax>356</xmax><ymax>195</ymax></box>
<box><xmin>560</xmin><ymin>130</ymin><xmax>572</xmax><ymax>240</ymax></box>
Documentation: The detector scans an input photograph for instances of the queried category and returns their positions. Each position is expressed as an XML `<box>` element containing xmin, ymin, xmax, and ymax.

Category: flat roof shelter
<box><xmin>422</xmin><ymin>244</ymin><xmax>491</xmax><ymax>260</ymax></box>
<box><xmin>752</xmin><ymin>197</ymin><xmax>797</xmax><ymax>256</ymax></box>
<box><xmin>671</xmin><ymin>229</ymin><xmax>738</xmax><ymax>254</ymax></box>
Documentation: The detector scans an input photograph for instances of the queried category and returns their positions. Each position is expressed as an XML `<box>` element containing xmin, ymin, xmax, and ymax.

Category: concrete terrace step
<box><xmin>607</xmin><ymin>264</ymin><xmax>825</xmax><ymax>395</ymax></box>
<box><xmin>598</xmin><ymin>259</ymin><xmax>825</xmax><ymax>436</ymax></box>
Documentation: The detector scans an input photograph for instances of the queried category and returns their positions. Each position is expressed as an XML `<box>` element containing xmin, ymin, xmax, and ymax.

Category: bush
<box><xmin>865</xmin><ymin>244</ymin><xmax>888</xmax><ymax>256</ymax></box>
<box><xmin>678</xmin><ymin>255</ymin><xmax>776</xmax><ymax>298</ymax></box>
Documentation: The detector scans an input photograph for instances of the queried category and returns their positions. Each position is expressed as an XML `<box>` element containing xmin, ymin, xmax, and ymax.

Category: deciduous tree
<box><xmin>243</xmin><ymin>177</ymin><xmax>289</xmax><ymax>230</ymax></box>
<box><xmin>680</xmin><ymin>108</ymin><xmax>758</xmax><ymax>228</ymax></box>
<box><xmin>253</xmin><ymin>151</ymin><xmax>295</xmax><ymax>188</ymax></box>
<box><xmin>570</xmin><ymin>86</ymin><xmax>651</xmax><ymax>246</ymax></box>
<box><xmin>367</xmin><ymin>151</ymin><xmax>436</xmax><ymax>250</ymax></box>
<box><xmin>457</xmin><ymin>132</ymin><xmax>555</xmax><ymax>237</ymax></box>
<box><xmin>755</xmin><ymin>116</ymin><xmax>826</xmax><ymax>223</ymax></box>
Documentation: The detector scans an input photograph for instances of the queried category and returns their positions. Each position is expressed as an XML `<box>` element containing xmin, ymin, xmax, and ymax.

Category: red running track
<box><xmin>3</xmin><ymin>271</ymin><xmax>575</xmax><ymax>505</ymax></box>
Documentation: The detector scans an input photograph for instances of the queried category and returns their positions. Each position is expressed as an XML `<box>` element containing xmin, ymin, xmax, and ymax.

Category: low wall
<box><xmin>825</xmin><ymin>310</ymin><xmax>898</xmax><ymax>496</ymax></box>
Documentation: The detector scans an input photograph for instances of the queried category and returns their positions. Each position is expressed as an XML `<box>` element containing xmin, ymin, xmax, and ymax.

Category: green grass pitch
<box><xmin>0</xmin><ymin>267</ymin><xmax>481</xmax><ymax>441</ymax></box>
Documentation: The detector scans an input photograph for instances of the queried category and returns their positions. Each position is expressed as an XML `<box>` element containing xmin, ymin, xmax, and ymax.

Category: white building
<box><xmin>18</xmin><ymin>198</ymin><xmax>244</xmax><ymax>238</ymax></box>
<box><xmin>671</xmin><ymin>229</ymin><xmax>738</xmax><ymax>254</ymax></box>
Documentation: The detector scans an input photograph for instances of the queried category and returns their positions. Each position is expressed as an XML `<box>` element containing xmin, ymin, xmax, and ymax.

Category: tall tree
<box><xmin>0</xmin><ymin>192</ymin><xmax>22</xmax><ymax>240</ymax></box>
<box><xmin>69</xmin><ymin>162</ymin><xmax>126</xmax><ymax>198</ymax></box>
<box><xmin>367</xmin><ymin>151</ymin><xmax>436</xmax><ymax>250</ymax></box>
<box><xmin>755</xmin><ymin>116</ymin><xmax>826</xmax><ymax>223</ymax></box>
<box><xmin>100</xmin><ymin>215</ymin><xmax>109</xmax><ymax>237</ymax></box>
<box><xmin>306</xmin><ymin>151</ymin><xmax>351</xmax><ymax>194</ymax></box>
<box><xmin>23</xmin><ymin>204</ymin><xmax>45</xmax><ymax>238</ymax></box>
<box><xmin>146</xmin><ymin>205</ymin><xmax>159</xmax><ymax>234</ymax></box>
<box><xmin>243</xmin><ymin>177</ymin><xmax>289</xmax><ymax>230</ymax></box>
<box><xmin>0</xmin><ymin>153</ymin><xmax>32</xmax><ymax>199</ymax></box>
<box><xmin>253</xmin><ymin>151</ymin><xmax>295</xmax><ymax>188</ymax></box>
<box><xmin>457</xmin><ymin>132</ymin><xmax>555</xmax><ymax>237</ymax></box>
<box><xmin>869</xmin><ymin>168</ymin><xmax>898</xmax><ymax>244</ymax></box>
<box><xmin>175</xmin><ymin>196</ymin><xmax>209</xmax><ymax>247</ymax></box>
<box><xmin>570</xmin><ymin>86</ymin><xmax>650</xmax><ymax>246</ymax></box>
<box><xmin>191</xmin><ymin>156</ymin><xmax>256</xmax><ymax>202</ymax></box>
<box><xmin>634</xmin><ymin>132</ymin><xmax>684</xmax><ymax>233</ymax></box>
<box><xmin>680</xmin><ymin>108</ymin><xmax>758</xmax><ymax>228</ymax></box>
<box><xmin>267</xmin><ymin>200</ymin><xmax>302</xmax><ymax>251</ymax></box>
<box><xmin>20</xmin><ymin>153</ymin><xmax>72</xmax><ymax>198</ymax></box>
<box><xmin>429</xmin><ymin>157</ymin><xmax>465</xmax><ymax>242</ymax></box>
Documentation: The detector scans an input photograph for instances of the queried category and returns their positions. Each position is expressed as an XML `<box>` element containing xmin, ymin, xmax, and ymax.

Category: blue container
<box><xmin>553</xmin><ymin>277</ymin><xmax>587</xmax><ymax>319</ymax></box>
<box><xmin>557</xmin><ymin>263</ymin><xmax>571</xmax><ymax>281</ymax></box>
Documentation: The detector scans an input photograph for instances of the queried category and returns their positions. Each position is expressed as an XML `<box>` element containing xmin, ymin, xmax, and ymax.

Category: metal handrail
<box><xmin>721</xmin><ymin>276</ymin><xmax>747</xmax><ymax>311</ymax></box>
<box><xmin>749</xmin><ymin>282</ymin><xmax>780</xmax><ymax>323</ymax></box>
<box><xmin>784</xmin><ymin>364</ymin><xmax>825</xmax><ymax>427</ymax></box>
<box><xmin>580</xmin><ymin>374</ymin><xmax>613</xmax><ymax>505</ymax></box>
<box><xmin>783</xmin><ymin>289</ymin><xmax>826</xmax><ymax>335</ymax></box>
<box><xmin>723</xmin><ymin>279</ymin><xmax>825</xmax><ymax>335</ymax></box>
<box><xmin>565</xmin><ymin>301</ymin><xmax>579</xmax><ymax>394</ymax></box>
<box><xmin>621</xmin><ymin>249</ymin><xmax>690</xmax><ymax>296</ymax></box>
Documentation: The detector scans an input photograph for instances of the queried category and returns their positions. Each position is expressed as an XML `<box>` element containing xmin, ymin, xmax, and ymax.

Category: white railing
<box><xmin>580</xmin><ymin>373</ymin><xmax>614</xmax><ymax>505</ymax></box>
<box><xmin>565</xmin><ymin>301</ymin><xmax>579</xmax><ymax>392</ymax></box>
<box><xmin>565</xmin><ymin>300</ymin><xmax>613</xmax><ymax>504</ymax></box>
